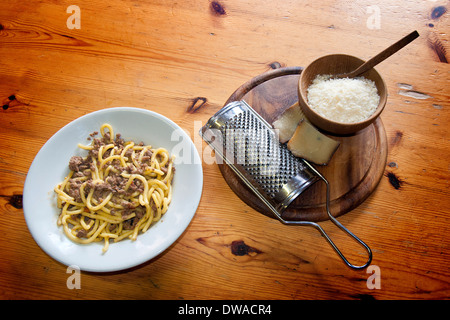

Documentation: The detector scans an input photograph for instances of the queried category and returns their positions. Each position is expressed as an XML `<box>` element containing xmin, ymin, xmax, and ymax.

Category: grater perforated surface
<box><xmin>222</xmin><ymin>105</ymin><xmax>306</xmax><ymax>199</ymax></box>
<box><xmin>200</xmin><ymin>100</ymin><xmax>319</xmax><ymax>214</ymax></box>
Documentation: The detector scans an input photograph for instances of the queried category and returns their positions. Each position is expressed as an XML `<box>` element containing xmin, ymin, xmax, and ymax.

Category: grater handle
<box><xmin>279</xmin><ymin>162</ymin><xmax>373</xmax><ymax>270</ymax></box>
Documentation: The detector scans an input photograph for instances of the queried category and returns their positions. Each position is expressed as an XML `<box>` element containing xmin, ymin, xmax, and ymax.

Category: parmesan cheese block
<box><xmin>287</xmin><ymin>120</ymin><xmax>340</xmax><ymax>165</ymax></box>
<box><xmin>272</xmin><ymin>102</ymin><xmax>305</xmax><ymax>143</ymax></box>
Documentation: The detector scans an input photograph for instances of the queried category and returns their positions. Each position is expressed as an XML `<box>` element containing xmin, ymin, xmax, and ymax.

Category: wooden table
<box><xmin>1</xmin><ymin>0</ymin><xmax>449</xmax><ymax>300</ymax></box>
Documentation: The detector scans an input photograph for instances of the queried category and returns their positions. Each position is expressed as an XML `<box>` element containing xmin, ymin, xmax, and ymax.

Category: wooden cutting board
<box><xmin>219</xmin><ymin>66</ymin><xmax>388</xmax><ymax>222</ymax></box>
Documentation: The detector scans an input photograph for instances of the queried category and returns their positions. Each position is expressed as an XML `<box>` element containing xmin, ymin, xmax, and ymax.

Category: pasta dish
<box><xmin>54</xmin><ymin>123</ymin><xmax>175</xmax><ymax>252</ymax></box>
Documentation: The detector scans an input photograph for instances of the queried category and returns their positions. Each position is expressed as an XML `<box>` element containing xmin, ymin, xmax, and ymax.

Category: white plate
<box><xmin>23</xmin><ymin>107</ymin><xmax>203</xmax><ymax>272</ymax></box>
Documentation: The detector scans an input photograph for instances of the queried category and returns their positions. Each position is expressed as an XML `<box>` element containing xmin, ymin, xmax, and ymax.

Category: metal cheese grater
<box><xmin>200</xmin><ymin>100</ymin><xmax>372</xmax><ymax>269</ymax></box>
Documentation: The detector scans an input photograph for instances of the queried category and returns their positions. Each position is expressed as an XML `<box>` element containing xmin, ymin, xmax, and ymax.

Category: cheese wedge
<box><xmin>272</xmin><ymin>102</ymin><xmax>305</xmax><ymax>143</ymax></box>
<box><xmin>287</xmin><ymin>120</ymin><xmax>340</xmax><ymax>165</ymax></box>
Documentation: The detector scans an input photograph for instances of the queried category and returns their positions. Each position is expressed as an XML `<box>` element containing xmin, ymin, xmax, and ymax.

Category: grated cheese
<box><xmin>307</xmin><ymin>74</ymin><xmax>380</xmax><ymax>123</ymax></box>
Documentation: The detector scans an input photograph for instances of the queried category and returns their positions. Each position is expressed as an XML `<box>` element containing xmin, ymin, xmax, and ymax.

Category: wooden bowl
<box><xmin>298</xmin><ymin>54</ymin><xmax>387</xmax><ymax>135</ymax></box>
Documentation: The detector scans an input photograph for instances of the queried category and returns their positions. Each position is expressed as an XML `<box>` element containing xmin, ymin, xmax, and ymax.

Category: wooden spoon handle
<box><xmin>346</xmin><ymin>30</ymin><xmax>419</xmax><ymax>78</ymax></box>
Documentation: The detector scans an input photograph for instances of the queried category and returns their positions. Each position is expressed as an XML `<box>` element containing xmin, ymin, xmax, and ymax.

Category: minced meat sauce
<box><xmin>65</xmin><ymin>131</ymin><xmax>169</xmax><ymax>232</ymax></box>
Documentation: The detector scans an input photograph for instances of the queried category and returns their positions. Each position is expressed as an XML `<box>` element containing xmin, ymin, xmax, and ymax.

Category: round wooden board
<box><xmin>219</xmin><ymin>66</ymin><xmax>388</xmax><ymax>222</ymax></box>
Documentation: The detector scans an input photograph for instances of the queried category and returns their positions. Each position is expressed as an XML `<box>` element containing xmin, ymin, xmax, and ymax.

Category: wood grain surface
<box><xmin>1</xmin><ymin>0</ymin><xmax>449</xmax><ymax>300</ymax></box>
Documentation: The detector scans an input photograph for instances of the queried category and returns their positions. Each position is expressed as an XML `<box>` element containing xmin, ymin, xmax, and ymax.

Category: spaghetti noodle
<box><xmin>54</xmin><ymin>123</ymin><xmax>175</xmax><ymax>253</ymax></box>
